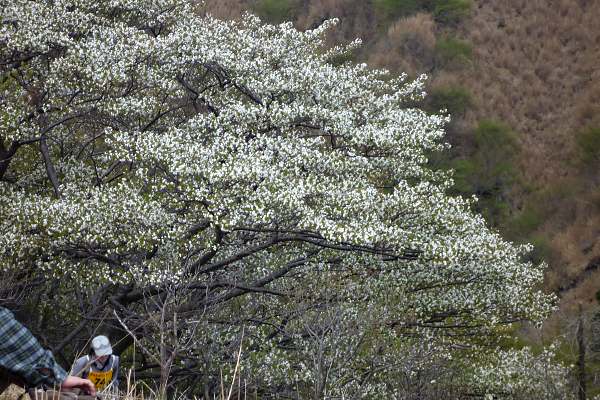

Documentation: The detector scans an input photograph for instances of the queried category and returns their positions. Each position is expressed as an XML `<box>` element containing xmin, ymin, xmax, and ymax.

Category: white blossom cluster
<box><xmin>463</xmin><ymin>345</ymin><xmax>574</xmax><ymax>399</ymax></box>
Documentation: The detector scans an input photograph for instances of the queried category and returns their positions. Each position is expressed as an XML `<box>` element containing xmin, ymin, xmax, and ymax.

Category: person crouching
<box><xmin>71</xmin><ymin>336</ymin><xmax>119</xmax><ymax>393</ymax></box>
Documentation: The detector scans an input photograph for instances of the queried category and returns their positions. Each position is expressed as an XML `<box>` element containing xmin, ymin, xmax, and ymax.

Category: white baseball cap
<box><xmin>91</xmin><ymin>335</ymin><xmax>113</xmax><ymax>357</ymax></box>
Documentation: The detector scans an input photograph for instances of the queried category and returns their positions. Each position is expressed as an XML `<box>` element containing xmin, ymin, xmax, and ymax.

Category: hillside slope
<box><xmin>456</xmin><ymin>0</ymin><xmax>600</xmax><ymax>311</ymax></box>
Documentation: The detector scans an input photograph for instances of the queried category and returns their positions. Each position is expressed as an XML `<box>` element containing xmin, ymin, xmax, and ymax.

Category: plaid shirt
<box><xmin>0</xmin><ymin>307</ymin><xmax>67</xmax><ymax>387</ymax></box>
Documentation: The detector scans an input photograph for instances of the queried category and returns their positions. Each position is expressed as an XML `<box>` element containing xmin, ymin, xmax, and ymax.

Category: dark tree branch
<box><xmin>205</xmin><ymin>252</ymin><xmax>316</xmax><ymax>306</ymax></box>
<box><xmin>176</xmin><ymin>75</ymin><xmax>220</xmax><ymax>116</ymax></box>
<box><xmin>193</xmin><ymin>235</ymin><xmax>293</xmax><ymax>275</ymax></box>
<box><xmin>39</xmin><ymin>135</ymin><xmax>61</xmax><ymax>198</ymax></box>
<box><xmin>188</xmin><ymin>281</ymin><xmax>286</xmax><ymax>297</ymax></box>
<box><xmin>184</xmin><ymin>226</ymin><xmax>224</xmax><ymax>274</ymax></box>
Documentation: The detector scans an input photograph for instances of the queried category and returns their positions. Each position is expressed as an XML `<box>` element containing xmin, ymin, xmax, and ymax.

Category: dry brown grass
<box><xmin>447</xmin><ymin>0</ymin><xmax>600</xmax><ymax>312</ymax></box>
<box><xmin>456</xmin><ymin>0</ymin><xmax>600</xmax><ymax>184</ymax></box>
<box><xmin>368</xmin><ymin>13</ymin><xmax>437</xmax><ymax>75</ymax></box>
<box><xmin>574</xmin><ymin>80</ymin><xmax>600</xmax><ymax>129</ymax></box>
<box><xmin>295</xmin><ymin>0</ymin><xmax>377</xmax><ymax>46</ymax></box>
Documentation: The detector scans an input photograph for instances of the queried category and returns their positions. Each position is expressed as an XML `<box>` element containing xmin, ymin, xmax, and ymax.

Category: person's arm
<box><xmin>0</xmin><ymin>307</ymin><xmax>95</xmax><ymax>395</ymax></box>
<box><xmin>61</xmin><ymin>376</ymin><xmax>96</xmax><ymax>395</ymax></box>
<box><xmin>70</xmin><ymin>356</ymin><xmax>89</xmax><ymax>378</ymax></box>
<box><xmin>0</xmin><ymin>307</ymin><xmax>67</xmax><ymax>387</ymax></box>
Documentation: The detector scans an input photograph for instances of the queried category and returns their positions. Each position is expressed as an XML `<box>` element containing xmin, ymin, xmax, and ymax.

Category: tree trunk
<box><xmin>577</xmin><ymin>306</ymin><xmax>586</xmax><ymax>400</ymax></box>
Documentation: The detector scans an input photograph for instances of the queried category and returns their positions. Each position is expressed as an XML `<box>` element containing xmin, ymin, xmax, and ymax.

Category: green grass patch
<box><xmin>254</xmin><ymin>0</ymin><xmax>297</xmax><ymax>23</ymax></box>
<box><xmin>373</xmin><ymin>0</ymin><xmax>424</xmax><ymax>17</ymax></box>
<box><xmin>509</xmin><ymin>206</ymin><xmax>544</xmax><ymax>237</ymax></box>
<box><xmin>435</xmin><ymin>37</ymin><xmax>472</xmax><ymax>66</ymax></box>
<box><xmin>433</xmin><ymin>0</ymin><xmax>472</xmax><ymax>24</ymax></box>
<box><xmin>327</xmin><ymin>49</ymin><xmax>358</xmax><ymax>66</ymax></box>
<box><xmin>524</xmin><ymin>235</ymin><xmax>553</xmax><ymax>264</ymax></box>
<box><xmin>428</xmin><ymin>85</ymin><xmax>472</xmax><ymax>116</ymax></box>
<box><xmin>449</xmin><ymin>120</ymin><xmax>520</xmax><ymax>226</ymax></box>
<box><xmin>577</xmin><ymin>126</ymin><xmax>600</xmax><ymax>165</ymax></box>
<box><xmin>473</xmin><ymin>120</ymin><xmax>518</xmax><ymax>152</ymax></box>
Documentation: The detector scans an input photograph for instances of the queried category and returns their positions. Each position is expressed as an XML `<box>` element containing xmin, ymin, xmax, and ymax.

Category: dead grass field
<box><xmin>457</xmin><ymin>0</ymin><xmax>600</xmax><ymax>183</ymax></box>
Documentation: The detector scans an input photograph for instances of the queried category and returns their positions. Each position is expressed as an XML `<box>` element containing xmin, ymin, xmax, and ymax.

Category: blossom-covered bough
<box><xmin>1</xmin><ymin>0</ymin><xmax>560</xmax><ymax>397</ymax></box>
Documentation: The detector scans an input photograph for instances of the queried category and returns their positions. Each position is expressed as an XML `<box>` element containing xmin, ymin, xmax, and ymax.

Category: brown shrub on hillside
<box><xmin>295</xmin><ymin>0</ymin><xmax>377</xmax><ymax>46</ymax></box>
<box><xmin>368</xmin><ymin>13</ymin><xmax>437</xmax><ymax>75</ymax></box>
<box><xmin>575</xmin><ymin>80</ymin><xmax>600</xmax><ymax>129</ymax></box>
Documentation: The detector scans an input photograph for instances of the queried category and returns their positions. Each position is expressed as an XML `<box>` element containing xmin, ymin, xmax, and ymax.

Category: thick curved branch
<box><xmin>192</xmin><ymin>234</ymin><xmax>294</xmax><ymax>275</ymax></box>
<box><xmin>178</xmin><ymin>253</ymin><xmax>316</xmax><ymax>314</ymax></box>
<box><xmin>207</xmin><ymin>253</ymin><xmax>315</xmax><ymax>304</ymax></box>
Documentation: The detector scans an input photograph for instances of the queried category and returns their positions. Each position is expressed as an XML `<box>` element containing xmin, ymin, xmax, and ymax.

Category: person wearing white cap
<box><xmin>71</xmin><ymin>335</ymin><xmax>120</xmax><ymax>393</ymax></box>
